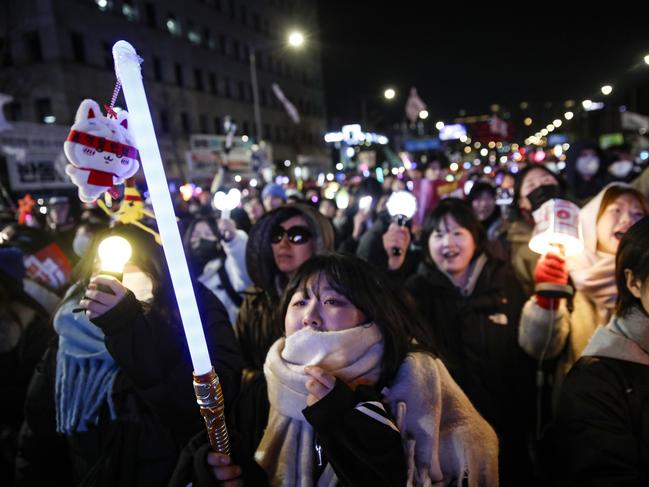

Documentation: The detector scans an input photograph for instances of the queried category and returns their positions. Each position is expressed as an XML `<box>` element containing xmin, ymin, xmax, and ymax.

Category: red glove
<box><xmin>534</xmin><ymin>252</ymin><xmax>568</xmax><ymax>310</ymax></box>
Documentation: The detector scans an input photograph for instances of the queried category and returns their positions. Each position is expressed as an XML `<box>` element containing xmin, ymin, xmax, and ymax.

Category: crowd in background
<box><xmin>1</xmin><ymin>138</ymin><xmax>649</xmax><ymax>486</ymax></box>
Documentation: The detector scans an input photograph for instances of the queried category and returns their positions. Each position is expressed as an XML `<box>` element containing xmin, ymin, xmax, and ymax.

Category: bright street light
<box><xmin>384</xmin><ymin>88</ymin><xmax>396</xmax><ymax>100</ymax></box>
<box><xmin>435</xmin><ymin>121</ymin><xmax>444</xmax><ymax>130</ymax></box>
<box><xmin>601</xmin><ymin>85</ymin><xmax>613</xmax><ymax>96</ymax></box>
<box><xmin>582</xmin><ymin>99</ymin><xmax>593</xmax><ymax>110</ymax></box>
<box><xmin>644</xmin><ymin>54</ymin><xmax>649</xmax><ymax>65</ymax></box>
<box><xmin>419</xmin><ymin>110</ymin><xmax>429</xmax><ymax>120</ymax></box>
<box><xmin>287</xmin><ymin>31</ymin><xmax>305</xmax><ymax>48</ymax></box>
<box><xmin>564</xmin><ymin>111</ymin><xmax>574</xmax><ymax>120</ymax></box>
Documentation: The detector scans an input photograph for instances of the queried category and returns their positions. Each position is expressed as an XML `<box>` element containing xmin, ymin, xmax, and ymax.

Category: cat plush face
<box><xmin>64</xmin><ymin>99</ymin><xmax>139</xmax><ymax>176</ymax></box>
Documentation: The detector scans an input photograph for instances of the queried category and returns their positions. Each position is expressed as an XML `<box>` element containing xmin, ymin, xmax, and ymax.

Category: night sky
<box><xmin>315</xmin><ymin>2</ymin><xmax>649</xmax><ymax>130</ymax></box>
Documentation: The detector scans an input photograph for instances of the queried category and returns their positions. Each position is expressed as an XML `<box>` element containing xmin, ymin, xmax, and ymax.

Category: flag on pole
<box><xmin>405</xmin><ymin>87</ymin><xmax>426</xmax><ymax>123</ymax></box>
<box><xmin>272</xmin><ymin>83</ymin><xmax>300</xmax><ymax>124</ymax></box>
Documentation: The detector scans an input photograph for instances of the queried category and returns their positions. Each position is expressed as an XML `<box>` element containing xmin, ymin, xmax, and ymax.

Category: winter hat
<box><xmin>261</xmin><ymin>183</ymin><xmax>287</xmax><ymax>202</ymax></box>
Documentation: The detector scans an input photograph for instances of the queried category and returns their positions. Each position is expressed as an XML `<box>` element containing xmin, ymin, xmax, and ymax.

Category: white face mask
<box><xmin>576</xmin><ymin>155</ymin><xmax>600</xmax><ymax>177</ymax></box>
<box><xmin>73</xmin><ymin>234</ymin><xmax>91</xmax><ymax>257</ymax></box>
<box><xmin>608</xmin><ymin>160</ymin><xmax>633</xmax><ymax>178</ymax></box>
<box><xmin>122</xmin><ymin>271</ymin><xmax>154</xmax><ymax>302</ymax></box>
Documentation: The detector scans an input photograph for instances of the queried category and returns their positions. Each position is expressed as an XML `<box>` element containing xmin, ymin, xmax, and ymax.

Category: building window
<box><xmin>275</xmin><ymin>126</ymin><xmax>282</xmax><ymax>143</ymax></box>
<box><xmin>237</xmin><ymin>80</ymin><xmax>245</xmax><ymax>101</ymax></box>
<box><xmin>153</xmin><ymin>56</ymin><xmax>163</xmax><ymax>81</ymax></box>
<box><xmin>180</xmin><ymin>112</ymin><xmax>191</xmax><ymax>133</ymax></box>
<box><xmin>166</xmin><ymin>14</ymin><xmax>181</xmax><ymax>36</ymax></box>
<box><xmin>240</xmin><ymin>5</ymin><xmax>247</xmax><ymax>25</ymax></box>
<box><xmin>101</xmin><ymin>41</ymin><xmax>112</xmax><ymax>69</ymax></box>
<box><xmin>223</xmin><ymin>77</ymin><xmax>231</xmax><ymax>98</ymax></box>
<box><xmin>24</xmin><ymin>31</ymin><xmax>43</xmax><ymax>62</ymax></box>
<box><xmin>264</xmin><ymin>124</ymin><xmax>271</xmax><ymax>141</ymax></box>
<box><xmin>214</xmin><ymin>116</ymin><xmax>221</xmax><ymax>134</ymax></box>
<box><xmin>144</xmin><ymin>2</ymin><xmax>156</xmax><ymax>28</ymax></box>
<box><xmin>199</xmin><ymin>114</ymin><xmax>208</xmax><ymax>133</ymax></box>
<box><xmin>174</xmin><ymin>63</ymin><xmax>183</xmax><ymax>86</ymax></box>
<box><xmin>194</xmin><ymin>68</ymin><xmax>204</xmax><ymax>91</ymax></box>
<box><xmin>232</xmin><ymin>39</ymin><xmax>240</xmax><ymax>61</ymax></box>
<box><xmin>70</xmin><ymin>32</ymin><xmax>86</xmax><ymax>63</ymax></box>
<box><xmin>219</xmin><ymin>34</ymin><xmax>227</xmax><ymax>55</ymax></box>
<box><xmin>243</xmin><ymin>44</ymin><xmax>250</xmax><ymax>65</ymax></box>
<box><xmin>252</xmin><ymin>13</ymin><xmax>261</xmax><ymax>32</ymax></box>
<box><xmin>160</xmin><ymin>109</ymin><xmax>170</xmax><ymax>133</ymax></box>
<box><xmin>208</xmin><ymin>73</ymin><xmax>217</xmax><ymax>94</ymax></box>
<box><xmin>242</xmin><ymin>120</ymin><xmax>249</xmax><ymax>135</ymax></box>
<box><xmin>122</xmin><ymin>0</ymin><xmax>138</xmax><ymax>21</ymax></box>
<box><xmin>229</xmin><ymin>0</ymin><xmax>235</xmax><ymax>19</ymax></box>
<box><xmin>5</xmin><ymin>102</ymin><xmax>22</xmax><ymax>121</ymax></box>
<box><xmin>0</xmin><ymin>37</ymin><xmax>12</xmax><ymax>66</ymax></box>
<box><xmin>35</xmin><ymin>98</ymin><xmax>52</xmax><ymax>123</ymax></box>
<box><xmin>214</xmin><ymin>0</ymin><xmax>222</xmax><ymax>11</ymax></box>
<box><xmin>204</xmin><ymin>27</ymin><xmax>215</xmax><ymax>49</ymax></box>
<box><xmin>260</xmin><ymin>88</ymin><xmax>267</xmax><ymax>107</ymax></box>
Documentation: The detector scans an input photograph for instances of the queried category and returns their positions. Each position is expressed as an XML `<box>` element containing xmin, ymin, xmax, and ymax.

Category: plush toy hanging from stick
<box><xmin>63</xmin><ymin>99</ymin><xmax>140</xmax><ymax>203</ymax></box>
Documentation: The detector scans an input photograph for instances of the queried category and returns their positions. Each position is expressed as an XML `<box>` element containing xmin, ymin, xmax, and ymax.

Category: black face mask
<box><xmin>527</xmin><ymin>184</ymin><xmax>564</xmax><ymax>212</ymax></box>
<box><xmin>190</xmin><ymin>238</ymin><xmax>219</xmax><ymax>265</ymax></box>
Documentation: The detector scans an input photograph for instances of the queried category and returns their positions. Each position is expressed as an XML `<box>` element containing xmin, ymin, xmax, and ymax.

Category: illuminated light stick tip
<box><xmin>113</xmin><ymin>40</ymin><xmax>229</xmax><ymax>453</ymax></box>
<box><xmin>386</xmin><ymin>191</ymin><xmax>417</xmax><ymax>256</ymax></box>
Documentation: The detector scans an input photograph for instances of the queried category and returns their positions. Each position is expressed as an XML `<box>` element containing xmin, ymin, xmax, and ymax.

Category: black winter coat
<box><xmin>554</xmin><ymin>356</ymin><xmax>649</xmax><ymax>487</ymax></box>
<box><xmin>405</xmin><ymin>257</ymin><xmax>536</xmax><ymax>485</ymax></box>
<box><xmin>15</xmin><ymin>284</ymin><xmax>242</xmax><ymax>487</ymax></box>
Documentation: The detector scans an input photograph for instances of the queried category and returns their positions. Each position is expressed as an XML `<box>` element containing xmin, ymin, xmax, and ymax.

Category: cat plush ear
<box><xmin>116</xmin><ymin>109</ymin><xmax>130</xmax><ymax>130</ymax></box>
<box><xmin>74</xmin><ymin>99</ymin><xmax>102</xmax><ymax>124</ymax></box>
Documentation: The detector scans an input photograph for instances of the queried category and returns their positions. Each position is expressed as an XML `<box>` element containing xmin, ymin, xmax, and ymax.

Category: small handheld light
<box><xmin>97</xmin><ymin>235</ymin><xmax>132</xmax><ymax>281</ymax></box>
<box><xmin>386</xmin><ymin>191</ymin><xmax>417</xmax><ymax>256</ymax></box>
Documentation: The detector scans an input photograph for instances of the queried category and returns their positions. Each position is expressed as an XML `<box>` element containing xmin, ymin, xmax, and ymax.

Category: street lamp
<box><xmin>601</xmin><ymin>85</ymin><xmax>613</xmax><ymax>95</ymax></box>
<box><xmin>384</xmin><ymin>88</ymin><xmax>396</xmax><ymax>100</ymax></box>
<box><xmin>419</xmin><ymin>110</ymin><xmax>429</xmax><ymax>120</ymax></box>
<box><xmin>249</xmin><ymin>30</ymin><xmax>305</xmax><ymax>143</ymax></box>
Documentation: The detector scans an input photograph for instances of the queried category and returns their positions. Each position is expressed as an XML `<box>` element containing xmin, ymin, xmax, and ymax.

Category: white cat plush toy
<box><xmin>63</xmin><ymin>99</ymin><xmax>140</xmax><ymax>203</ymax></box>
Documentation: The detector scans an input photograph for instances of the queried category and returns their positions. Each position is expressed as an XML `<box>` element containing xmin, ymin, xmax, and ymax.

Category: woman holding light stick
<box><xmin>15</xmin><ymin>224</ymin><xmax>242</xmax><ymax>487</ymax></box>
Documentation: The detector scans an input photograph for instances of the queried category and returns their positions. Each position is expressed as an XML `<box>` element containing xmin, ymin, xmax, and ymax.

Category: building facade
<box><xmin>0</xmin><ymin>0</ymin><xmax>328</xmax><ymax>180</ymax></box>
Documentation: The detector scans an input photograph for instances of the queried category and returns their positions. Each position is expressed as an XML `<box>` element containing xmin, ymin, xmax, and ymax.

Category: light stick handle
<box><xmin>221</xmin><ymin>209</ymin><xmax>231</xmax><ymax>220</ymax></box>
<box><xmin>193</xmin><ymin>368</ymin><xmax>230</xmax><ymax>454</ymax></box>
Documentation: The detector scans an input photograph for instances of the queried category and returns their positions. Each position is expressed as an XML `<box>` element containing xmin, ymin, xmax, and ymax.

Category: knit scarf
<box><xmin>54</xmin><ymin>284</ymin><xmax>118</xmax><ymax>434</ymax></box>
<box><xmin>256</xmin><ymin>324</ymin><xmax>384</xmax><ymax>487</ymax></box>
<box><xmin>257</xmin><ymin>325</ymin><xmax>499</xmax><ymax>486</ymax></box>
<box><xmin>569</xmin><ymin>252</ymin><xmax>617</xmax><ymax>324</ymax></box>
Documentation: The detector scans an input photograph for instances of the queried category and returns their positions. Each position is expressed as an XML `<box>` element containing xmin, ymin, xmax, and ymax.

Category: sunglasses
<box><xmin>270</xmin><ymin>225</ymin><xmax>312</xmax><ymax>245</ymax></box>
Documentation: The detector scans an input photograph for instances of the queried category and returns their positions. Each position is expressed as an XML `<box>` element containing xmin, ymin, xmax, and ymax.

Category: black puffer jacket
<box><xmin>554</xmin><ymin>356</ymin><xmax>649</xmax><ymax>487</ymax></box>
<box><xmin>15</xmin><ymin>283</ymin><xmax>242</xmax><ymax>487</ymax></box>
<box><xmin>235</xmin><ymin>204</ymin><xmax>334</xmax><ymax>382</ymax></box>
<box><xmin>405</xmin><ymin>256</ymin><xmax>536</xmax><ymax>485</ymax></box>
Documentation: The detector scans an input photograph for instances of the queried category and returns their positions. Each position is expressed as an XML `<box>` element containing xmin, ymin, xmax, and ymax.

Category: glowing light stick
<box><xmin>97</xmin><ymin>236</ymin><xmax>132</xmax><ymax>280</ymax></box>
<box><xmin>335</xmin><ymin>189</ymin><xmax>349</xmax><ymax>210</ymax></box>
<box><xmin>213</xmin><ymin>188</ymin><xmax>241</xmax><ymax>220</ymax></box>
<box><xmin>529</xmin><ymin>198</ymin><xmax>583</xmax><ymax>298</ymax></box>
<box><xmin>113</xmin><ymin>41</ymin><xmax>229</xmax><ymax>454</ymax></box>
<box><xmin>386</xmin><ymin>191</ymin><xmax>417</xmax><ymax>256</ymax></box>
<box><xmin>359</xmin><ymin>195</ymin><xmax>373</xmax><ymax>212</ymax></box>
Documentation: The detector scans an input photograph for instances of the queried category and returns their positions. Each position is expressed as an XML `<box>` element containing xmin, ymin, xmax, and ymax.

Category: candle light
<box><xmin>113</xmin><ymin>40</ymin><xmax>229</xmax><ymax>454</ymax></box>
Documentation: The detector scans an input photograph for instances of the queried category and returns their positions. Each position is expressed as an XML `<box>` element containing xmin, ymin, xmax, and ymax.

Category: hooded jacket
<box><xmin>554</xmin><ymin>308</ymin><xmax>649</xmax><ymax>486</ymax></box>
<box><xmin>518</xmin><ymin>183</ymin><xmax>637</xmax><ymax>402</ymax></box>
<box><xmin>235</xmin><ymin>204</ymin><xmax>334</xmax><ymax>382</ymax></box>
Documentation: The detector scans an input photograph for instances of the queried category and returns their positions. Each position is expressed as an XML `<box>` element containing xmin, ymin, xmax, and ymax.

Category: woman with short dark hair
<box><xmin>405</xmin><ymin>198</ymin><xmax>536</xmax><ymax>486</ymax></box>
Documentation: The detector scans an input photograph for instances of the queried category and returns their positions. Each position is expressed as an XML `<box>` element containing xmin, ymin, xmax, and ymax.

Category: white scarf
<box><xmin>256</xmin><ymin>324</ymin><xmax>384</xmax><ymax>487</ymax></box>
<box><xmin>256</xmin><ymin>326</ymin><xmax>500</xmax><ymax>487</ymax></box>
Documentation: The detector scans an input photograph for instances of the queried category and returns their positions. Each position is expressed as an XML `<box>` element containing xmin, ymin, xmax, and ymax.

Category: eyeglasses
<box><xmin>270</xmin><ymin>225</ymin><xmax>312</xmax><ymax>245</ymax></box>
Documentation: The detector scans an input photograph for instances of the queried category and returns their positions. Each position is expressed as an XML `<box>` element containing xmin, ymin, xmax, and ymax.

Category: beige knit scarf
<box><xmin>255</xmin><ymin>324</ymin><xmax>384</xmax><ymax>487</ymax></box>
<box><xmin>256</xmin><ymin>326</ymin><xmax>500</xmax><ymax>487</ymax></box>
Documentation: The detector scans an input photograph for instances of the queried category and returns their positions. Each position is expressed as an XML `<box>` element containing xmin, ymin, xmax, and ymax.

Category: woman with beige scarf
<box><xmin>519</xmin><ymin>183</ymin><xmax>649</xmax><ymax>403</ymax></box>
<box><xmin>171</xmin><ymin>253</ymin><xmax>498</xmax><ymax>486</ymax></box>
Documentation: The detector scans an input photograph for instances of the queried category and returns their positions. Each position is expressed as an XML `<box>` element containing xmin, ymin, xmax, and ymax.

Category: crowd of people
<box><xmin>1</xmin><ymin>140</ymin><xmax>649</xmax><ymax>486</ymax></box>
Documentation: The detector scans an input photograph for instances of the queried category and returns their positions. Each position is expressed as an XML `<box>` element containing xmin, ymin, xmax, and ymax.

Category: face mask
<box><xmin>73</xmin><ymin>234</ymin><xmax>91</xmax><ymax>257</ymax></box>
<box><xmin>122</xmin><ymin>271</ymin><xmax>154</xmax><ymax>302</ymax></box>
<box><xmin>576</xmin><ymin>156</ymin><xmax>600</xmax><ymax>177</ymax></box>
<box><xmin>608</xmin><ymin>160</ymin><xmax>633</xmax><ymax>179</ymax></box>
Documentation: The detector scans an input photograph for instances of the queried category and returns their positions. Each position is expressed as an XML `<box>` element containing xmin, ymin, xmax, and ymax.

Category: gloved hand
<box><xmin>534</xmin><ymin>252</ymin><xmax>568</xmax><ymax>310</ymax></box>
